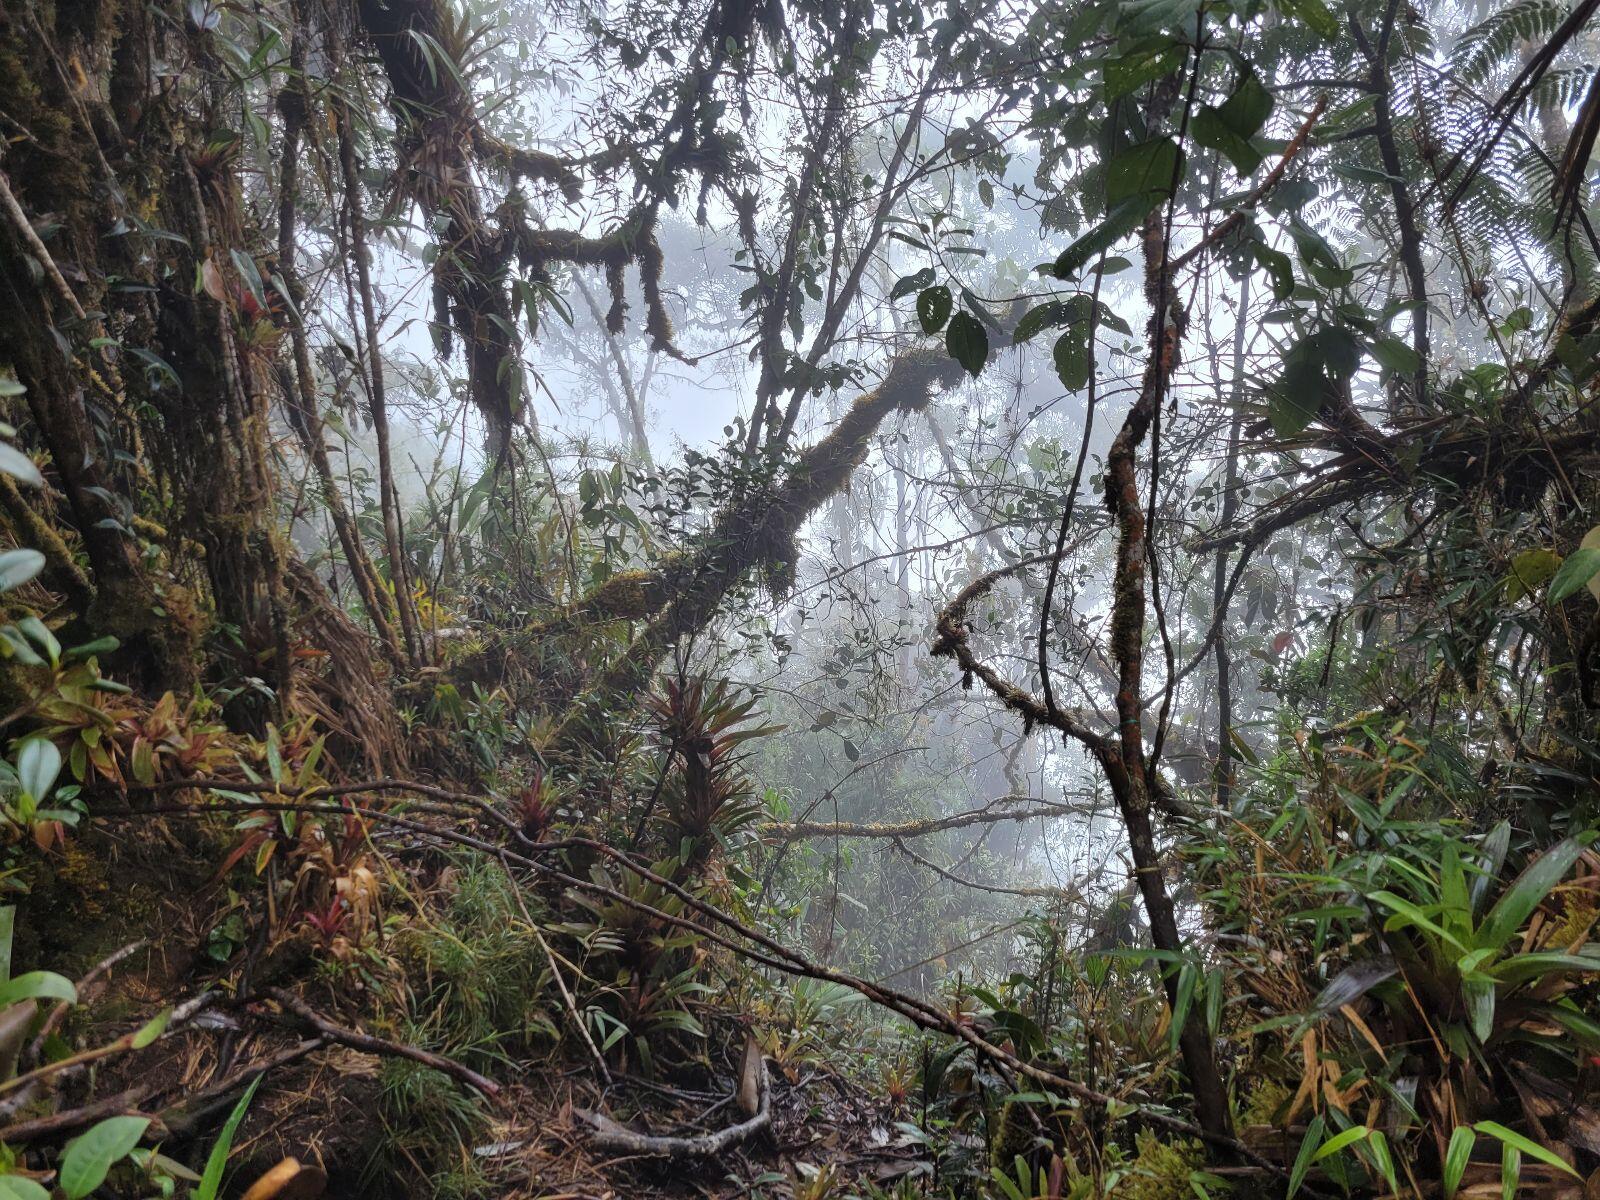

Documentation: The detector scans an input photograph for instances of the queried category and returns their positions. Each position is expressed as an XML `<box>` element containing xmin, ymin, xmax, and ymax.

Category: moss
<box><xmin>1114</xmin><ymin>1131</ymin><xmax>1203</xmax><ymax>1200</ymax></box>
<box><xmin>1238</xmin><ymin>1077</ymin><xmax>1292</xmax><ymax>1127</ymax></box>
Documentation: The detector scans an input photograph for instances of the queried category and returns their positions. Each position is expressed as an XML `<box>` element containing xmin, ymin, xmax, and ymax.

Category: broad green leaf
<box><xmin>1053</xmin><ymin>329</ymin><xmax>1090</xmax><ymax>391</ymax></box>
<box><xmin>891</xmin><ymin>267</ymin><xmax>935</xmax><ymax>301</ymax></box>
<box><xmin>1501</xmin><ymin>1143</ymin><xmax>1519</xmax><ymax>1200</ymax></box>
<box><xmin>1473</xmin><ymin>1121</ymin><xmax>1578</xmax><ymax>1177</ymax></box>
<box><xmin>1103</xmin><ymin>45</ymin><xmax>1185</xmax><ymax>99</ymax></box>
<box><xmin>1106</xmin><ymin>137</ymin><xmax>1184</xmax><ymax>206</ymax></box>
<box><xmin>0</xmin><ymin>444</ymin><xmax>42</xmax><ymax>488</ymax></box>
<box><xmin>59</xmin><ymin>1116</ymin><xmax>150</xmax><ymax>1199</ymax></box>
<box><xmin>1504</xmin><ymin>549</ymin><xmax>1562</xmax><ymax>604</ymax></box>
<box><xmin>1313</xmin><ymin>1124</ymin><xmax>1370</xmax><ymax>1162</ymax></box>
<box><xmin>1013</xmin><ymin>300</ymin><xmax>1072</xmax><ymax>344</ymax></box>
<box><xmin>1549</xmin><ymin>547</ymin><xmax>1600</xmax><ymax>603</ymax></box>
<box><xmin>1053</xmin><ymin>198</ymin><xmax>1152</xmax><ymax>280</ymax></box>
<box><xmin>1488</xmin><ymin>952</ymin><xmax>1600</xmax><ymax>985</ymax></box>
<box><xmin>0</xmin><ymin>971</ymin><xmax>77</xmax><ymax>1009</ymax></box>
<box><xmin>130</xmin><ymin>1008</ymin><xmax>171</xmax><ymax>1049</ymax></box>
<box><xmin>945</xmin><ymin>312</ymin><xmax>989</xmax><ymax>377</ymax></box>
<box><xmin>1371</xmin><ymin>334</ymin><xmax>1421</xmax><ymax>376</ymax></box>
<box><xmin>0</xmin><ymin>550</ymin><xmax>44</xmax><ymax>594</ymax></box>
<box><xmin>16</xmin><ymin>738</ymin><xmax>60</xmax><ymax>804</ymax></box>
<box><xmin>1478</xmin><ymin>837</ymin><xmax>1589</xmax><ymax>952</ymax></box>
<box><xmin>1443</xmin><ymin>1127</ymin><xmax>1475</xmax><ymax>1199</ymax></box>
<box><xmin>1370</xmin><ymin>890</ymin><xmax>1469</xmax><ymax>953</ymax></box>
<box><xmin>917</xmin><ymin>285</ymin><xmax>952</xmax><ymax>334</ymax></box>
<box><xmin>1288</xmin><ymin>1114</ymin><xmax>1326</xmax><ymax>1197</ymax></box>
<box><xmin>1276</xmin><ymin>0</ymin><xmax>1339</xmax><ymax>37</ymax></box>
<box><xmin>0</xmin><ymin>1177</ymin><xmax>50</xmax><ymax>1200</ymax></box>
<box><xmin>196</xmin><ymin>1076</ymin><xmax>262</xmax><ymax>1200</ymax></box>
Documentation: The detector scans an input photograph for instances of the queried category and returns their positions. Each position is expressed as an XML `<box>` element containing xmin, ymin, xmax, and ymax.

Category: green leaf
<box><xmin>0</xmin><ymin>444</ymin><xmax>42</xmax><ymax>489</ymax></box>
<box><xmin>16</xmin><ymin>738</ymin><xmax>61</xmax><ymax>804</ymax></box>
<box><xmin>1287</xmin><ymin>1114</ymin><xmax>1325</xmax><ymax>1197</ymax></box>
<box><xmin>0</xmin><ymin>550</ymin><xmax>45</xmax><ymax>594</ymax></box>
<box><xmin>0</xmin><ymin>970</ymin><xmax>76</xmax><ymax>1009</ymax></box>
<box><xmin>1371</xmin><ymin>334</ymin><xmax>1421</xmax><ymax>376</ymax></box>
<box><xmin>1106</xmin><ymin>137</ymin><xmax>1184</xmax><ymax>207</ymax></box>
<box><xmin>1473</xmin><ymin>1122</ymin><xmax>1575</xmax><ymax>1178</ymax></box>
<box><xmin>1501</xmin><ymin>1143</ymin><xmax>1519</xmax><ymax>1200</ymax></box>
<box><xmin>0</xmin><ymin>1177</ymin><xmax>51</xmax><ymax>1200</ymax></box>
<box><xmin>1191</xmin><ymin>75</ymin><xmax>1272</xmax><ymax>175</ymax></box>
<box><xmin>196</xmin><ymin>1076</ymin><xmax>262</xmax><ymax>1200</ymax></box>
<box><xmin>130</xmin><ymin>1008</ymin><xmax>171</xmax><ymax>1049</ymax></box>
<box><xmin>59</xmin><ymin>1116</ymin><xmax>150</xmax><ymax>1199</ymax></box>
<box><xmin>1053</xmin><ymin>329</ymin><xmax>1090</xmax><ymax>391</ymax></box>
<box><xmin>917</xmin><ymin>285</ymin><xmax>953</xmax><ymax>334</ymax></box>
<box><xmin>0</xmin><ymin>906</ymin><xmax>11</xmax><ymax>981</ymax></box>
<box><xmin>945</xmin><ymin>312</ymin><xmax>989</xmax><ymax>377</ymax></box>
<box><xmin>1478</xmin><ymin>837</ymin><xmax>1589</xmax><ymax>952</ymax></box>
<box><xmin>891</xmin><ymin>267</ymin><xmax>935</xmax><ymax>301</ymax></box>
<box><xmin>1443</xmin><ymin>1127</ymin><xmax>1475</xmax><ymax>1199</ymax></box>
<box><xmin>1312</xmin><ymin>1124</ymin><xmax>1370</xmax><ymax>1161</ymax></box>
<box><xmin>1504</xmin><ymin>548</ymin><xmax>1562</xmax><ymax>604</ymax></box>
<box><xmin>1276</xmin><ymin>0</ymin><xmax>1339</xmax><ymax>37</ymax></box>
<box><xmin>1103</xmin><ymin>44</ymin><xmax>1185</xmax><ymax>99</ymax></box>
<box><xmin>1191</xmin><ymin>107</ymin><xmax>1262</xmax><ymax>174</ymax></box>
<box><xmin>1053</xmin><ymin>198</ymin><xmax>1152</xmax><ymax>280</ymax></box>
<box><xmin>1548</xmin><ymin>547</ymin><xmax>1600</xmax><ymax>603</ymax></box>
<box><xmin>1014</xmin><ymin>300</ymin><xmax>1071</xmax><ymax>344</ymax></box>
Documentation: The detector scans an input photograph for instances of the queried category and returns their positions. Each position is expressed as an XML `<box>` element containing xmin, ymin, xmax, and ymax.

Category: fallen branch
<box><xmin>264</xmin><ymin>989</ymin><xmax>500</xmax><ymax>1100</ymax></box>
<box><xmin>0</xmin><ymin>1087</ymin><xmax>153</xmax><ymax>1144</ymax></box>
<box><xmin>576</xmin><ymin>1057</ymin><xmax>770</xmax><ymax>1159</ymax></box>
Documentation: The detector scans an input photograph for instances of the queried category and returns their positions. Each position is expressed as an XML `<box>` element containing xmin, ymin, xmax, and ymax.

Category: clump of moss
<box><xmin>1114</xmin><ymin>1131</ymin><xmax>1203</xmax><ymax>1200</ymax></box>
<box><xmin>1238</xmin><ymin>1077</ymin><xmax>1292</xmax><ymax>1127</ymax></box>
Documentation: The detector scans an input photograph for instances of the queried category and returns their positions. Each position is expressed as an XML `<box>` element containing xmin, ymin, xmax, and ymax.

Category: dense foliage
<box><xmin>0</xmin><ymin>0</ymin><xmax>1594</xmax><ymax>1193</ymax></box>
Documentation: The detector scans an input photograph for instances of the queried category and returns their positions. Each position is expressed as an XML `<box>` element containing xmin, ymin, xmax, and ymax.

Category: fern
<box><xmin>1450</xmin><ymin>0</ymin><xmax>1571</xmax><ymax>90</ymax></box>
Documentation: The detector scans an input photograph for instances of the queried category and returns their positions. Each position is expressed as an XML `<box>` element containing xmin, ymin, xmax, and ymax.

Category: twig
<box><xmin>264</xmin><ymin>989</ymin><xmax>500</xmax><ymax>1100</ymax></box>
<box><xmin>0</xmin><ymin>1087</ymin><xmax>153</xmax><ymax>1144</ymax></box>
<box><xmin>575</xmin><ymin>1057</ymin><xmax>769</xmax><ymax>1159</ymax></box>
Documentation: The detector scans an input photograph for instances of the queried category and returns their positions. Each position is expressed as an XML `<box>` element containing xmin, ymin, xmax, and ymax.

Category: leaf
<box><xmin>1549</xmin><ymin>547</ymin><xmax>1600</xmax><ymax>603</ymax></box>
<box><xmin>1370</xmin><ymin>334</ymin><xmax>1422</xmax><ymax>376</ymax></box>
<box><xmin>0</xmin><ymin>971</ymin><xmax>77</xmax><ymax>1008</ymax></box>
<box><xmin>1103</xmin><ymin>44</ymin><xmax>1185</xmax><ymax>99</ymax></box>
<box><xmin>130</xmin><ymin>1008</ymin><xmax>170</xmax><ymax>1049</ymax></box>
<box><xmin>891</xmin><ymin>268</ymin><xmax>935</xmax><ymax>301</ymax></box>
<box><xmin>1191</xmin><ymin>75</ymin><xmax>1272</xmax><ymax>175</ymax></box>
<box><xmin>1276</xmin><ymin>0</ymin><xmax>1339</xmax><ymax>37</ymax></box>
<box><xmin>0</xmin><ymin>444</ymin><xmax>42</xmax><ymax>488</ymax></box>
<box><xmin>945</xmin><ymin>312</ymin><xmax>989</xmax><ymax>377</ymax></box>
<box><xmin>1310</xmin><ymin>958</ymin><xmax>1397</xmax><ymax>1015</ymax></box>
<box><xmin>59</xmin><ymin>1116</ymin><xmax>150</xmax><ymax>1199</ymax></box>
<box><xmin>1312</xmin><ymin>1124</ymin><xmax>1371</xmax><ymax>1161</ymax></box>
<box><xmin>1053</xmin><ymin>329</ymin><xmax>1090</xmax><ymax>390</ymax></box>
<box><xmin>16</xmin><ymin>738</ymin><xmax>60</xmax><ymax>804</ymax></box>
<box><xmin>1106</xmin><ymin>137</ymin><xmax>1184</xmax><ymax>207</ymax></box>
<box><xmin>1443</xmin><ymin>1127</ymin><xmax>1475</xmax><ymax>1199</ymax></box>
<box><xmin>1013</xmin><ymin>300</ymin><xmax>1071</xmax><ymax>343</ymax></box>
<box><xmin>0</xmin><ymin>1178</ymin><xmax>50</xmax><ymax>1200</ymax></box>
<box><xmin>917</xmin><ymin>285</ymin><xmax>953</xmax><ymax>334</ymax></box>
<box><xmin>1053</xmin><ymin>197</ymin><xmax>1152</xmax><ymax>280</ymax></box>
<box><xmin>0</xmin><ymin>550</ymin><xmax>45</xmax><ymax>594</ymax></box>
<box><xmin>1473</xmin><ymin>1121</ymin><xmax>1577</xmax><ymax>1178</ymax></box>
<box><xmin>196</xmin><ymin>1076</ymin><xmax>262</xmax><ymax>1200</ymax></box>
<box><xmin>1477</xmin><ymin>836</ymin><xmax>1589</xmax><ymax>952</ymax></box>
<box><xmin>1288</xmin><ymin>1114</ymin><xmax>1326</xmax><ymax>1197</ymax></box>
<box><xmin>1504</xmin><ymin>548</ymin><xmax>1562</xmax><ymax>603</ymax></box>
